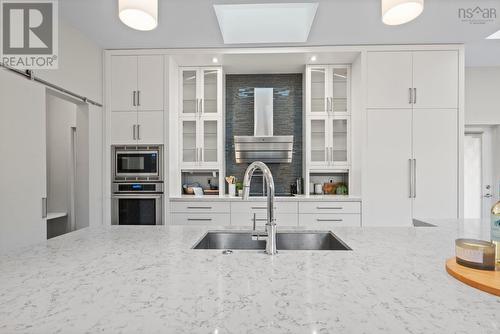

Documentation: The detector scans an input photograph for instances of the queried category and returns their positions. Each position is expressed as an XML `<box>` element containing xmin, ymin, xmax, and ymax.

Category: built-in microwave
<box><xmin>112</xmin><ymin>145</ymin><xmax>162</xmax><ymax>181</ymax></box>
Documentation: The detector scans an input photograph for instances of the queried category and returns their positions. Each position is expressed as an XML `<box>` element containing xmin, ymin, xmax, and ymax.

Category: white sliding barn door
<box><xmin>0</xmin><ymin>70</ymin><xmax>47</xmax><ymax>252</ymax></box>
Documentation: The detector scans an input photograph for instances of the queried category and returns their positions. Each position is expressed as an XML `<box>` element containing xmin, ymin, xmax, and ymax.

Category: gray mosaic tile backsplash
<box><xmin>225</xmin><ymin>74</ymin><xmax>303</xmax><ymax>195</ymax></box>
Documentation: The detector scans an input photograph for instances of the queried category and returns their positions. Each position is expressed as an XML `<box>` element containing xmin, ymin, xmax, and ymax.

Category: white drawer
<box><xmin>231</xmin><ymin>213</ymin><xmax>298</xmax><ymax>227</ymax></box>
<box><xmin>171</xmin><ymin>201</ymin><xmax>230</xmax><ymax>213</ymax></box>
<box><xmin>298</xmin><ymin>201</ymin><xmax>361</xmax><ymax>214</ymax></box>
<box><xmin>171</xmin><ymin>213</ymin><xmax>230</xmax><ymax>225</ymax></box>
<box><xmin>299</xmin><ymin>214</ymin><xmax>361</xmax><ymax>227</ymax></box>
<box><xmin>231</xmin><ymin>201</ymin><xmax>298</xmax><ymax>214</ymax></box>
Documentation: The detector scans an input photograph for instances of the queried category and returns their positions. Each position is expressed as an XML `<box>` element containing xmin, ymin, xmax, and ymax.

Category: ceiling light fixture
<box><xmin>212</xmin><ymin>57</ymin><xmax>219</xmax><ymax>63</ymax></box>
<box><xmin>486</xmin><ymin>29</ymin><xmax>500</xmax><ymax>39</ymax></box>
<box><xmin>310</xmin><ymin>55</ymin><xmax>317</xmax><ymax>62</ymax></box>
<box><xmin>382</xmin><ymin>0</ymin><xmax>424</xmax><ymax>26</ymax></box>
<box><xmin>119</xmin><ymin>0</ymin><xmax>158</xmax><ymax>31</ymax></box>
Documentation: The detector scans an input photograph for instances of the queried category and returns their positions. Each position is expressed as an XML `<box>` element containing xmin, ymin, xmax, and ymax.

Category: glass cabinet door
<box><xmin>202</xmin><ymin>120</ymin><xmax>218</xmax><ymax>163</ymax></box>
<box><xmin>182</xmin><ymin>120</ymin><xmax>197</xmax><ymax>163</ymax></box>
<box><xmin>310</xmin><ymin>68</ymin><xmax>327</xmax><ymax>114</ymax></box>
<box><xmin>331</xmin><ymin>67</ymin><xmax>348</xmax><ymax>113</ymax></box>
<box><xmin>182</xmin><ymin>70</ymin><xmax>198</xmax><ymax>115</ymax></box>
<box><xmin>202</xmin><ymin>69</ymin><xmax>218</xmax><ymax>115</ymax></box>
<box><xmin>310</xmin><ymin>119</ymin><xmax>328</xmax><ymax>164</ymax></box>
<box><xmin>330</xmin><ymin>118</ymin><xmax>348</xmax><ymax>164</ymax></box>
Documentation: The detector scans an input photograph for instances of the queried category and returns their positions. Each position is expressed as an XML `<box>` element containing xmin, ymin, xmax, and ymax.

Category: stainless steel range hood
<box><xmin>234</xmin><ymin>88</ymin><xmax>293</xmax><ymax>163</ymax></box>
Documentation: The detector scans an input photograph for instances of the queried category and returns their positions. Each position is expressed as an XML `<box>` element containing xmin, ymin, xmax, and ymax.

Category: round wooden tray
<box><xmin>446</xmin><ymin>258</ymin><xmax>500</xmax><ymax>296</ymax></box>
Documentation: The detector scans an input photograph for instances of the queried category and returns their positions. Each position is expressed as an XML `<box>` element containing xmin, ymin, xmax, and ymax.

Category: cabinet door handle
<box><xmin>199</xmin><ymin>99</ymin><xmax>203</xmax><ymax>115</ymax></box>
<box><xmin>42</xmin><ymin>197</ymin><xmax>47</xmax><ymax>218</ymax></box>
<box><xmin>326</xmin><ymin>98</ymin><xmax>329</xmax><ymax>113</ymax></box>
<box><xmin>413</xmin><ymin>159</ymin><xmax>417</xmax><ymax>198</ymax></box>
<box><xmin>408</xmin><ymin>159</ymin><xmax>412</xmax><ymax>198</ymax></box>
<box><xmin>408</xmin><ymin>88</ymin><xmax>412</xmax><ymax>104</ymax></box>
<box><xmin>316</xmin><ymin>218</ymin><xmax>343</xmax><ymax>222</ymax></box>
<box><xmin>133</xmin><ymin>91</ymin><xmax>136</xmax><ymax>106</ymax></box>
<box><xmin>137</xmin><ymin>124</ymin><xmax>141</xmax><ymax>140</ymax></box>
<box><xmin>317</xmin><ymin>207</ymin><xmax>343</xmax><ymax>210</ymax></box>
<box><xmin>137</xmin><ymin>90</ymin><xmax>140</xmax><ymax>106</ymax></box>
<box><xmin>330</xmin><ymin>97</ymin><xmax>334</xmax><ymax>112</ymax></box>
<box><xmin>187</xmin><ymin>206</ymin><xmax>213</xmax><ymax>209</ymax></box>
<box><xmin>195</xmin><ymin>98</ymin><xmax>198</xmax><ymax>115</ymax></box>
<box><xmin>133</xmin><ymin>124</ymin><xmax>137</xmax><ymax>140</ymax></box>
<box><xmin>413</xmin><ymin>88</ymin><xmax>417</xmax><ymax>104</ymax></box>
<box><xmin>187</xmin><ymin>218</ymin><xmax>212</xmax><ymax>222</ymax></box>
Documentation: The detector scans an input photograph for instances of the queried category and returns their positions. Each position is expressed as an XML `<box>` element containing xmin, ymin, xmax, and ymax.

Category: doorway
<box><xmin>464</xmin><ymin>127</ymin><xmax>494</xmax><ymax>220</ymax></box>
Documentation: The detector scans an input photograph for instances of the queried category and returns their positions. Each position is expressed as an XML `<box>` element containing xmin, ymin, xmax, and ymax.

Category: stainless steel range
<box><xmin>111</xmin><ymin>145</ymin><xmax>164</xmax><ymax>225</ymax></box>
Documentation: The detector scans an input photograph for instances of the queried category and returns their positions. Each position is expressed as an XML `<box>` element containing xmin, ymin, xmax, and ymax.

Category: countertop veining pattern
<box><xmin>170</xmin><ymin>194</ymin><xmax>362</xmax><ymax>202</ymax></box>
<box><xmin>0</xmin><ymin>221</ymin><xmax>499</xmax><ymax>333</ymax></box>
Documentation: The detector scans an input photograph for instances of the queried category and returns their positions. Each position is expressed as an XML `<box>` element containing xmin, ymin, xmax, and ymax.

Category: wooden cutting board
<box><xmin>446</xmin><ymin>257</ymin><xmax>500</xmax><ymax>296</ymax></box>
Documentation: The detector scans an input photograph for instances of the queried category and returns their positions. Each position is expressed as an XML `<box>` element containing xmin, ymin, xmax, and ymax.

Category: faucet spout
<box><xmin>242</xmin><ymin>161</ymin><xmax>277</xmax><ymax>255</ymax></box>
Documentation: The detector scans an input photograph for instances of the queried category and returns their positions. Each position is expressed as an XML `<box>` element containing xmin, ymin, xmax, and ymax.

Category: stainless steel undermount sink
<box><xmin>192</xmin><ymin>231</ymin><xmax>351</xmax><ymax>251</ymax></box>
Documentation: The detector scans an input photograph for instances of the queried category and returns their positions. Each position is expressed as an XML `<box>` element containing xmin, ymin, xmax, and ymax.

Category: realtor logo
<box><xmin>0</xmin><ymin>0</ymin><xmax>58</xmax><ymax>69</ymax></box>
<box><xmin>458</xmin><ymin>6</ymin><xmax>497</xmax><ymax>24</ymax></box>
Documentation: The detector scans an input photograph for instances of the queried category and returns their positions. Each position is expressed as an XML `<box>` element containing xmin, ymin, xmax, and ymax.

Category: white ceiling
<box><xmin>60</xmin><ymin>0</ymin><xmax>500</xmax><ymax>66</ymax></box>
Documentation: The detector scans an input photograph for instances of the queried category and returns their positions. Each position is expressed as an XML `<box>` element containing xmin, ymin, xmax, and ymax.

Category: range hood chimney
<box><xmin>234</xmin><ymin>88</ymin><xmax>294</xmax><ymax>163</ymax></box>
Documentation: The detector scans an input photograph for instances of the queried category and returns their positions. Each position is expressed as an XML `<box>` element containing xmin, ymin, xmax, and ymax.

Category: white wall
<box><xmin>465</xmin><ymin>67</ymin><xmax>500</xmax><ymax>125</ymax></box>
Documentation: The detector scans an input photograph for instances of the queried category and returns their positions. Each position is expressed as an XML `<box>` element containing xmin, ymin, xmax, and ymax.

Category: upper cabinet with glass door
<box><xmin>306</xmin><ymin>65</ymin><xmax>350</xmax><ymax>116</ymax></box>
<box><xmin>180</xmin><ymin>67</ymin><xmax>222</xmax><ymax>118</ymax></box>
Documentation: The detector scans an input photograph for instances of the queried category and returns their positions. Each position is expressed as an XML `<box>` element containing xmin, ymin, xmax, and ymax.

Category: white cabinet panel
<box><xmin>298</xmin><ymin>201</ymin><xmax>360</xmax><ymax>214</ymax></box>
<box><xmin>231</xmin><ymin>201</ymin><xmax>298</xmax><ymax>214</ymax></box>
<box><xmin>231</xmin><ymin>213</ymin><xmax>298</xmax><ymax>227</ymax></box>
<box><xmin>298</xmin><ymin>214</ymin><xmax>360</xmax><ymax>227</ymax></box>
<box><xmin>171</xmin><ymin>213</ymin><xmax>230</xmax><ymax>225</ymax></box>
<box><xmin>367</xmin><ymin>52</ymin><xmax>413</xmax><ymax>109</ymax></box>
<box><xmin>110</xmin><ymin>111</ymin><xmax>137</xmax><ymax>145</ymax></box>
<box><xmin>137</xmin><ymin>111</ymin><xmax>163</xmax><ymax>144</ymax></box>
<box><xmin>171</xmin><ymin>201</ymin><xmax>230</xmax><ymax>213</ymax></box>
<box><xmin>412</xmin><ymin>51</ymin><xmax>458</xmax><ymax>109</ymax></box>
<box><xmin>364</xmin><ymin>109</ymin><xmax>413</xmax><ymax>226</ymax></box>
<box><xmin>308</xmin><ymin>66</ymin><xmax>328</xmax><ymax>115</ymax></box>
<box><xmin>412</xmin><ymin>109</ymin><xmax>458</xmax><ymax>219</ymax></box>
<box><xmin>137</xmin><ymin>55</ymin><xmax>164</xmax><ymax>111</ymax></box>
<box><xmin>110</xmin><ymin>56</ymin><xmax>137</xmax><ymax>111</ymax></box>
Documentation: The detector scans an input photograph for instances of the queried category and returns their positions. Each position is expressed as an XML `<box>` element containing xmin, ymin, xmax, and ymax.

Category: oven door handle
<box><xmin>112</xmin><ymin>194</ymin><xmax>163</xmax><ymax>199</ymax></box>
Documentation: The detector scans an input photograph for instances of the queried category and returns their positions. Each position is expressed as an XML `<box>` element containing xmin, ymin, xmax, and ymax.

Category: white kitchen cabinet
<box><xmin>110</xmin><ymin>111</ymin><xmax>138</xmax><ymax>145</ymax></box>
<box><xmin>299</xmin><ymin>214</ymin><xmax>361</xmax><ymax>227</ymax></box>
<box><xmin>298</xmin><ymin>201</ymin><xmax>360</xmax><ymax>214</ymax></box>
<box><xmin>306</xmin><ymin>65</ymin><xmax>350</xmax><ymax>116</ymax></box>
<box><xmin>171</xmin><ymin>213</ymin><xmax>230</xmax><ymax>225</ymax></box>
<box><xmin>412</xmin><ymin>51</ymin><xmax>458</xmax><ymax>109</ymax></box>
<box><xmin>367</xmin><ymin>51</ymin><xmax>458</xmax><ymax>109</ymax></box>
<box><xmin>110</xmin><ymin>55</ymin><xmax>164</xmax><ymax>144</ymax></box>
<box><xmin>364</xmin><ymin>108</ymin><xmax>458</xmax><ymax>226</ymax></box>
<box><xmin>180</xmin><ymin>118</ymin><xmax>222</xmax><ymax>169</ymax></box>
<box><xmin>180</xmin><ymin>67</ymin><xmax>222</xmax><ymax>117</ymax></box>
<box><xmin>412</xmin><ymin>109</ymin><xmax>458</xmax><ymax>219</ymax></box>
<box><xmin>110</xmin><ymin>56</ymin><xmax>137</xmax><ymax>112</ymax></box>
<box><xmin>366</xmin><ymin>52</ymin><xmax>413</xmax><ymax>109</ymax></box>
<box><xmin>364</xmin><ymin>109</ymin><xmax>413</xmax><ymax>226</ymax></box>
<box><xmin>171</xmin><ymin>201</ymin><xmax>230</xmax><ymax>214</ymax></box>
<box><xmin>110</xmin><ymin>55</ymin><xmax>164</xmax><ymax>112</ymax></box>
<box><xmin>306</xmin><ymin>115</ymin><xmax>350</xmax><ymax>169</ymax></box>
<box><xmin>136</xmin><ymin>111</ymin><xmax>164</xmax><ymax>144</ymax></box>
<box><xmin>137</xmin><ymin>56</ymin><xmax>164</xmax><ymax>111</ymax></box>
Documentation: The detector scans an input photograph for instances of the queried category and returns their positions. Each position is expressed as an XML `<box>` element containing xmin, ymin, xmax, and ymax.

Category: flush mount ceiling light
<box><xmin>382</xmin><ymin>0</ymin><xmax>424</xmax><ymax>25</ymax></box>
<box><xmin>486</xmin><ymin>29</ymin><xmax>500</xmax><ymax>39</ymax></box>
<box><xmin>214</xmin><ymin>3</ymin><xmax>318</xmax><ymax>44</ymax></box>
<box><xmin>310</xmin><ymin>55</ymin><xmax>317</xmax><ymax>62</ymax></box>
<box><xmin>119</xmin><ymin>0</ymin><xmax>158</xmax><ymax>31</ymax></box>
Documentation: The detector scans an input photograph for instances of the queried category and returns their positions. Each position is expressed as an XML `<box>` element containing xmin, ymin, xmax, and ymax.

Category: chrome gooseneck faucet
<box><xmin>242</xmin><ymin>161</ymin><xmax>277</xmax><ymax>255</ymax></box>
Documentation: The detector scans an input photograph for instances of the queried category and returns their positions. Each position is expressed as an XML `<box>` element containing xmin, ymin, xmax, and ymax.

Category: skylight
<box><xmin>213</xmin><ymin>3</ymin><xmax>319</xmax><ymax>44</ymax></box>
<box><xmin>486</xmin><ymin>29</ymin><xmax>500</xmax><ymax>39</ymax></box>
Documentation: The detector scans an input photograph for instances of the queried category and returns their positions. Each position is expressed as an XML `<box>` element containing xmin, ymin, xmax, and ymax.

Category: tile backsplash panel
<box><xmin>225</xmin><ymin>74</ymin><xmax>303</xmax><ymax>195</ymax></box>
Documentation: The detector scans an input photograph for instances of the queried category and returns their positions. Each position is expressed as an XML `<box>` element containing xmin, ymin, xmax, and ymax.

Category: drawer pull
<box><xmin>187</xmin><ymin>218</ymin><xmax>212</xmax><ymax>221</ymax></box>
<box><xmin>317</xmin><ymin>207</ymin><xmax>343</xmax><ymax>210</ymax></box>
<box><xmin>316</xmin><ymin>218</ymin><xmax>343</xmax><ymax>222</ymax></box>
<box><xmin>251</xmin><ymin>218</ymin><xmax>268</xmax><ymax>222</ymax></box>
<box><xmin>187</xmin><ymin>206</ymin><xmax>213</xmax><ymax>209</ymax></box>
<box><xmin>251</xmin><ymin>206</ymin><xmax>267</xmax><ymax>209</ymax></box>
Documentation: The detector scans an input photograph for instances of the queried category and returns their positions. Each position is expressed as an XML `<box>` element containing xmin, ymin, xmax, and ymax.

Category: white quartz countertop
<box><xmin>170</xmin><ymin>194</ymin><xmax>361</xmax><ymax>202</ymax></box>
<box><xmin>0</xmin><ymin>220</ymin><xmax>498</xmax><ymax>333</ymax></box>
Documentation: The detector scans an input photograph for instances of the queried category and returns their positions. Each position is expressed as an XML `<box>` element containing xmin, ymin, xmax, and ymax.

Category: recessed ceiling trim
<box><xmin>214</xmin><ymin>3</ymin><xmax>319</xmax><ymax>44</ymax></box>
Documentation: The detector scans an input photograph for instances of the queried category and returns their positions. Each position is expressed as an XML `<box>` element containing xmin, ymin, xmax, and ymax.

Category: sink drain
<box><xmin>222</xmin><ymin>249</ymin><xmax>233</xmax><ymax>255</ymax></box>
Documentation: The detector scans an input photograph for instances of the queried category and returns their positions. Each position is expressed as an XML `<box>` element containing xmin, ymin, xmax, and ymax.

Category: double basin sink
<box><xmin>193</xmin><ymin>231</ymin><xmax>351</xmax><ymax>251</ymax></box>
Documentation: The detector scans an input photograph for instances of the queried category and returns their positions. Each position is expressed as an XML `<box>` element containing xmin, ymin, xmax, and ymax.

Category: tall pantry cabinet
<box><xmin>364</xmin><ymin>50</ymin><xmax>460</xmax><ymax>226</ymax></box>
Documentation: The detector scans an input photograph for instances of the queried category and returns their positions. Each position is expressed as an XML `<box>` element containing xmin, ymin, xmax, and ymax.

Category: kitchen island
<box><xmin>0</xmin><ymin>220</ymin><xmax>498</xmax><ymax>333</ymax></box>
